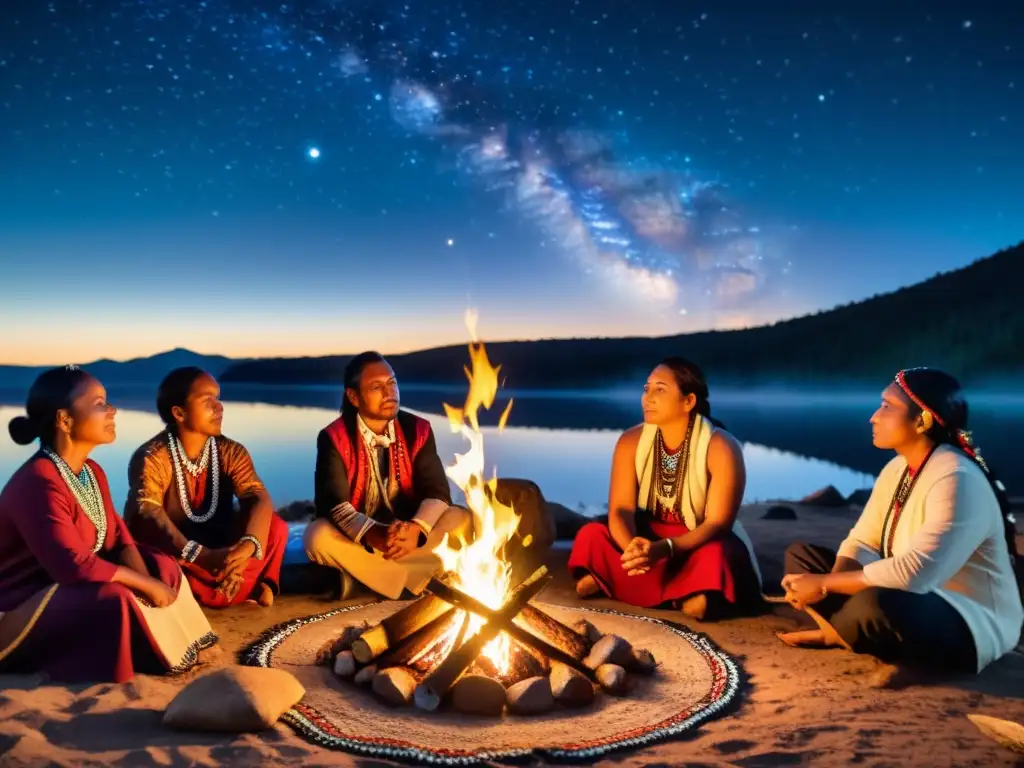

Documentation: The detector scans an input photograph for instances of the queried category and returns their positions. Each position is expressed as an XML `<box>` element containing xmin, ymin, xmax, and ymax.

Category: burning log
<box><xmin>473</xmin><ymin>640</ymin><xmax>547</xmax><ymax>688</ymax></box>
<box><xmin>514</xmin><ymin>604</ymin><xmax>591</xmax><ymax>660</ymax></box>
<box><xmin>414</xmin><ymin>566</ymin><xmax>551</xmax><ymax>711</ymax></box>
<box><xmin>426</xmin><ymin>570</ymin><xmax>596</xmax><ymax>681</ymax></box>
<box><xmin>376</xmin><ymin>607</ymin><xmax>461</xmax><ymax>669</ymax></box>
<box><xmin>351</xmin><ymin>594</ymin><xmax>452</xmax><ymax>664</ymax></box>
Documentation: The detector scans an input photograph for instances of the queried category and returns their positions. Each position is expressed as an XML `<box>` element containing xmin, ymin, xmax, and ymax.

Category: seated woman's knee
<box><xmin>303</xmin><ymin>518</ymin><xmax>336</xmax><ymax>561</ymax></box>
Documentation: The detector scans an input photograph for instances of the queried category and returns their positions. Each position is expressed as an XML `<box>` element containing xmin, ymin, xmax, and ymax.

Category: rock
<box><xmin>629</xmin><ymin>648</ymin><xmax>657</xmax><ymax>675</ymax></box>
<box><xmin>332</xmin><ymin>650</ymin><xmax>356</xmax><ymax>678</ymax></box>
<box><xmin>506</xmin><ymin>676</ymin><xmax>554</xmax><ymax>715</ymax></box>
<box><xmin>550</xmin><ymin>662</ymin><xmax>594</xmax><ymax>707</ymax></box>
<box><xmin>372</xmin><ymin>667</ymin><xmax>417</xmax><ymax>706</ymax></box>
<box><xmin>353</xmin><ymin>664</ymin><xmax>377</xmax><ymax>686</ymax></box>
<box><xmin>799</xmin><ymin>485</ymin><xmax>847</xmax><ymax>507</ymax></box>
<box><xmin>450</xmin><ymin>674</ymin><xmax>506</xmax><ymax>716</ymax></box>
<box><xmin>277</xmin><ymin>500</ymin><xmax>316</xmax><ymax>523</ymax></box>
<box><xmin>584</xmin><ymin>634</ymin><xmax>634</xmax><ymax>670</ymax></box>
<box><xmin>762</xmin><ymin>504</ymin><xmax>797</xmax><ymax>520</ymax></box>
<box><xmin>494</xmin><ymin>479</ymin><xmax>557</xmax><ymax>579</ymax></box>
<box><xmin>846</xmin><ymin>488</ymin><xmax>872</xmax><ymax>507</ymax></box>
<box><xmin>546</xmin><ymin>501</ymin><xmax>591</xmax><ymax>540</ymax></box>
<box><xmin>595</xmin><ymin>664</ymin><xmax>630</xmax><ymax>695</ymax></box>
<box><xmin>572</xmin><ymin>618</ymin><xmax>602</xmax><ymax>644</ymax></box>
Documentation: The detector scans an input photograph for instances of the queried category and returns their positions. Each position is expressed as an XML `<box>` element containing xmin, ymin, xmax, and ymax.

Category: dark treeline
<box><xmin>220</xmin><ymin>242</ymin><xmax>1024</xmax><ymax>389</ymax></box>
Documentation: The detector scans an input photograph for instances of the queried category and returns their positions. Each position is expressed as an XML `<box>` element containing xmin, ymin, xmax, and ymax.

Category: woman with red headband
<box><xmin>778</xmin><ymin>368</ymin><xmax>1022</xmax><ymax>673</ymax></box>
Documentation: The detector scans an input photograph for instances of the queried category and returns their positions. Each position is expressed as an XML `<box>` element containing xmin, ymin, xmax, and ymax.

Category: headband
<box><xmin>894</xmin><ymin>370</ymin><xmax>986</xmax><ymax>468</ymax></box>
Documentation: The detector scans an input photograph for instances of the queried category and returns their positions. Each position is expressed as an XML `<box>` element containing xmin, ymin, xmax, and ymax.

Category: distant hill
<box><xmin>219</xmin><ymin>241</ymin><xmax>1024</xmax><ymax>388</ymax></box>
<box><xmin>0</xmin><ymin>348</ymin><xmax>239</xmax><ymax>389</ymax></box>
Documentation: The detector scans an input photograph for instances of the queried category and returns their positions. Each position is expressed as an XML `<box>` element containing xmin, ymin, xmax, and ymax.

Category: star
<box><xmin>447</xmin><ymin>238</ymin><xmax>455</xmax><ymax>246</ymax></box>
<box><xmin>308</xmin><ymin>147</ymin><xmax>321</xmax><ymax>159</ymax></box>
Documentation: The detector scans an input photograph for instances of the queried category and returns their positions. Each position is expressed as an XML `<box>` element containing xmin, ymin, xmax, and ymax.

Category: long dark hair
<box><xmin>341</xmin><ymin>351</ymin><xmax>386</xmax><ymax>415</ymax></box>
<box><xmin>156</xmin><ymin>367</ymin><xmax>207</xmax><ymax>428</ymax></box>
<box><xmin>7</xmin><ymin>366</ymin><xmax>94</xmax><ymax>448</ymax></box>
<box><xmin>897</xmin><ymin>367</ymin><xmax>1020</xmax><ymax>585</ymax></box>
<box><xmin>657</xmin><ymin>356</ymin><xmax>725</xmax><ymax>429</ymax></box>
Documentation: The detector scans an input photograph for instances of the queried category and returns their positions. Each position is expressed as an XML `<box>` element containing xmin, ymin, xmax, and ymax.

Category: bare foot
<box><xmin>256</xmin><ymin>582</ymin><xmax>275</xmax><ymax>607</ymax></box>
<box><xmin>575</xmin><ymin>574</ymin><xmax>600</xmax><ymax>599</ymax></box>
<box><xmin>681</xmin><ymin>593</ymin><xmax>708</xmax><ymax>620</ymax></box>
<box><xmin>777</xmin><ymin>629</ymin><xmax>827</xmax><ymax>648</ymax></box>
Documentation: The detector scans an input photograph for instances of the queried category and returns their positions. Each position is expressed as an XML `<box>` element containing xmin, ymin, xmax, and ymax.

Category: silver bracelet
<box><xmin>239</xmin><ymin>534</ymin><xmax>263</xmax><ymax>560</ymax></box>
<box><xmin>181</xmin><ymin>540</ymin><xmax>202</xmax><ymax>563</ymax></box>
<box><xmin>664</xmin><ymin>538</ymin><xmax>675</xmax><ymax>557</ymax></box>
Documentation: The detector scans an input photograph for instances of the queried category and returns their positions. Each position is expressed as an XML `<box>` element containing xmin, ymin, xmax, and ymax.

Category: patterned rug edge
<box><xmin>238</xmin><ymin>604</ymin><xmax>746</xmax><ymax>766</ymax></box>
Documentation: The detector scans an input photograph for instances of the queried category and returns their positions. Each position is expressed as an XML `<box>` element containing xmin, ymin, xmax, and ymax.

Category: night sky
<box><xmin>1</xmin><ymin>0</ymin><xmax>1021</xmax><ymax>365</ymax></box>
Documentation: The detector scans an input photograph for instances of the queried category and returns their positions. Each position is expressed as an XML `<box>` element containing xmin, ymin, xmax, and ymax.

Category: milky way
<box><xmin>178</xmin><ymin>0</ymin><xmax>779</xmax><ymax>311</ymax></box>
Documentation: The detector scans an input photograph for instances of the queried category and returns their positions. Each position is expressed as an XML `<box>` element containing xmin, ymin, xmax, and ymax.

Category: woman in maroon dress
<box><xmin>0</xmin><ymin>366</ymin><xmax>216</xmax><ymax>683</ymax></box>
<box><xmin>568</xmin><ymin>357</ymin><xmax>762</xmax><ymax>620</ymax></box>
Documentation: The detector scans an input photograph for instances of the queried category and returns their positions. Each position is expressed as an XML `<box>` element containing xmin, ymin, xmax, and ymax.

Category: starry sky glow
<box><xmin>0</xmin><ymin>0</ymin><xmax>1021</xmax><ymax>364</ymax></box>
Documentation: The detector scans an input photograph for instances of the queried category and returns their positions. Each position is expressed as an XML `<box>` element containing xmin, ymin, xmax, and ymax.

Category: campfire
<box><xmin>318</xmin><ymin>312</ymin><xmax>659</xmax><ymax>716</ymax></box>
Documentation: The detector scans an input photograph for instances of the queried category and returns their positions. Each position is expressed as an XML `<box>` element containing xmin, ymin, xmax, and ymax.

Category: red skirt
<box><xmin>182</xmin><ymin>514</ymin><xmax>288</xmax><ymax>608</ymax></box>
<box><xmin>567</xmin><ymin>520</ymin><xmax>758</xmax><ymax>610</ymax></box>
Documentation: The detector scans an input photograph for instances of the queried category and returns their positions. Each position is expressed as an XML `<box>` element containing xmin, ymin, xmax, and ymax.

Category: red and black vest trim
<box><xmin>322</xmin><ymin>410</ymin><xmax>432</xmax><ymax>513</ymax></box>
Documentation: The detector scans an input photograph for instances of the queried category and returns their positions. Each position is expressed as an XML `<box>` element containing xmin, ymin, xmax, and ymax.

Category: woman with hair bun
<box><xmin>0</xmin><ymin>367</ymin><xmax>216</xmax><ymax>683</ymax></box>
<box><xmin>568</xmin><ymin>357</ymin><xmax>763</xmax><ymax>620</ymax></box>
<box><xmin>780</xmin><ymin>367</ymin><xmax>1023</xmax><ymax>673</ymax></box>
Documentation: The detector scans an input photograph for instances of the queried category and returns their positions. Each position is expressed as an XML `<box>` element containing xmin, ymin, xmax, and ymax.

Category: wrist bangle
<box><xmin>664</xmin><ymin>538</ymin><xmax>675</xmax><ymax>557</ymax></box>
<box><xmin>239</xmin><ymin>534</ymin><xmax>263</xmax><ymax>561</ymax></box>
<box><xmin>181</xmin><ymin>540</ymin><xmax>202</xmax><ymax>563</ymax></box>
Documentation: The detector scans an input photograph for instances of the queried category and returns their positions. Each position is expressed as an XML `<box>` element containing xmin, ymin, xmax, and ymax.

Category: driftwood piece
<box><xmin>595</xmin><ymin>663</ymin><xmax>630</xmax><ymax>696</ymax></box>
<box><xmin>426</xmin><ymin>569</ymin><xmax>595</xmax><ymax>681</ymax></box>
<box><xmin>372</xmin><ymin>666</ymin><xmax>419</xmax><ymax>706</ymax></box>
<box><xmin>550</xmin><ymin>661</ymin><xmax>595</xmax><ymax>707</ymax></box>
<box><xmin>514</xmin><ymin>604</ymin><xmax>590</xmax><ymax>660</ymax></box>
<box><xmin>315</xmin><ymin>624</ymin><xmax>365</xmax><ymax>667</ymax></box>
<box><xmin>451</xmin><ymin>674</ymin><xmax>506</xmax><ymax>716</ymax></box>
<box><xmin>332</xmin><ymin>650</ymin><xmax>356</xmax><ymax>678</ymax></box>
<box><xmin>376</xmin><ymin>607</ymin><xmax>461</xmax><ymax>669</ymax></box>
<box><xmin>414</xmin><ymin>566</ymin><xmax>552</xmax><ymax>711</ymax></box>
<box><xmin>629</xmin><ymin>648</ymin><xmax>658</xmax><ymax>675</ymax></box>
<box><xmin>584</xmin><ymin>634</ymin><xmax>634</xmax><ymax>670</ymax></box>
<box><xmin>352</xmin><ymin>594</ymin><xmax>452</xmax><ymax>663</ymax></box>
<box><xmin>572</xmin><ymin>618</ymin><xmax>602</xmax><ymax>645</ymax></box>
<box><xmin>506</xmin><ymin>676</ymin><xmax>554</xmax><ymax>715</ymax></box>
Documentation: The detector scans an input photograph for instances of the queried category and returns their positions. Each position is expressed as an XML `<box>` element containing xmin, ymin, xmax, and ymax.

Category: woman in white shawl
<box><xmin>780</xmin><ymin>368</ymin><xmax>1022</xmax><ymax>673</ymax></box>
<box><xmin>569</xmin><ymin>357</ymin><xmax>762</xmax><ymax>620</ymax></box>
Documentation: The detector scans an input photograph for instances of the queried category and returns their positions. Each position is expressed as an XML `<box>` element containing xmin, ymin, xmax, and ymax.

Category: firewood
<box><xmin>629</xmin><ymin>648</ymin><xmax>658</xmax><ymax>675</ymax></box>
<box><xmin>572</xmin><ymin>618</ymin><xmax>602</xmax><ymax>645</ymax></box>
<box><xmin>352</xmin><ymin>594</ymin><xmax>452</xmax><ymax>664</ymax></box>
<box><xmin>315</xmin><ymin>624</ymin><xmax>365</xmax><ymax>667</ymax></box>
<box><xmin>354</xmin><ymin>664</ymin><xmax>377</xmax><ymax>686</ymax></box>
<box><xmin>506</xmin><ymin>676</ymin><xmax>554</xmax><ymax>715</ymax></box>
<box><xmin>595</xmin><ymin>663</ymin><xmax>630</xmax><ymax>696</ymax></box>
<box><xmin>515</xmin><ymin>605</ymin><xmax>590</xmax><ymax>660</ymax></box>
<box><xmin>474</xmin><ymin>642</ymin><xmax>547</xmax><ymax>687</ymax></box>
<box><xmin>372</xmin><ymin>666</ymin><xmax>418</xmax><ymax>706</ymax></box>
<box><xmin>584</xmin><ymin>634</ymin><xmax>634</xmax><ymax>670</ymax></box>
<box><xmin>376</xmin><ymin>607</ymin><xmax>460</xmax><ymax>669</ymax></box>
<box><xmin>415</xmin><ymin>566</ymin><xmax>552</xmax><ymax>711</ymax></box>
<box><xmin>550</xmin><ymin>661</ymin><xmax>595</xmax><ymax>707</ymax></box>
<box><xmin>332</xmin><ymin>650</ymin><xmax>356</xmax><ymax>678</ymax></box>
<box><xmin>451</xmin><ymin>674</ymin><xmax>506</xmax><ymax>716</ymax></box>
<box><xmin>426</xmin><ymin>568</ymin><xmax>595</xmax><ymax>681</ymax></box>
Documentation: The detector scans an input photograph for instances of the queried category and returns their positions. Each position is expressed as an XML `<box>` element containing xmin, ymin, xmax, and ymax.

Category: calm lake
<box><xmin>2</xmin><ymin>384</ymin><xmax>1022</xmax><ymax>515</ymax></box>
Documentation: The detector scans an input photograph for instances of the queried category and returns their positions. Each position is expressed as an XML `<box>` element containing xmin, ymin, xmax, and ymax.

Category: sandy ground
<box><xmin>2</xmin><ymin>503</ymin><xmax>1022</xmax><ymax>768</ymax></box>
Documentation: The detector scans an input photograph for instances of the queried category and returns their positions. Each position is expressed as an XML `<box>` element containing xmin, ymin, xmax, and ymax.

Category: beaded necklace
<box><xmin>42</xmin><ymin>449</ymin><xmax>106</xmax><ymax>553</ymax></box>
<box><xmin>651</xmin><ymin>412</ymin><xmax>696</xmax><ymax>518</ymax></box>
<box><xmin>880</xmin><ymin>445</ymin><xmax>937</xmax><ymax>558</ymax></box>
<box><xmin>167</xmin><ymin>431</ymin><xmax>220</xmax><ymax>524</ymax></box>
